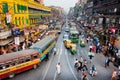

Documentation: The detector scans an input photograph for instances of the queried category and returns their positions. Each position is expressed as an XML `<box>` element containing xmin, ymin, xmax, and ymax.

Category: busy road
<box><xmin>5</xmin><ymin>22</ymin><xmax>117</xmax><ymax>80</ymax></box>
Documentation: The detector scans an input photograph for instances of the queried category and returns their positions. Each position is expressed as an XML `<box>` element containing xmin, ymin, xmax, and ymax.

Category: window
<box><xmin>25</xmin><ymin>56</ymin><xmax>31</xmax><ymax>62</ymax></box>
<box><xmin>22</xmin><ymin>17</ymin><xmax>24</xmax><ymax>25</ymax></box>
<box><xmin>13</xmin><ymin>59</ymin><xmax>18</xmax><ymax>65</ymax></box>
<box><xmin>0</xmin><ymin>63</ymin><xmax>5</xmax><ymax>70</ymax></box>
<box><xmin>19</xmin><ymin>17</ymin><xmax>21</xmax><ymax>25</ymax></box>
<box><xmin>5</xmin><ymin>61</ymin><xmax>11</xmax><ymax>68</ymax></box>
<box><xmin>33</xmin><ymin>55</ymin><xmax>38</xmax><ymax>59</ymax></box>
<box><xmin>15</xmin><ymin>17</ymin><xmax>17</xmax><ymax>25</ymax></box>
<box><xmin>2</xmin><ymin>2</ymin><xmax>8</xmax><ymax>13</ymax></box>
<box><xmin>19</xmin><ymin>58</ymin><xmax>25</xmax><ymax>64</ymax></box>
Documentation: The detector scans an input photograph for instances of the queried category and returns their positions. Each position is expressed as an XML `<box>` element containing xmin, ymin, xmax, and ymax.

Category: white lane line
<box><xmin>65</xmin><ymin>49</ymin><xmax>78</xmax><ymax>80</ymax></box>
<box><xmin>41</xmin><ymin>48</ymin><xmax>59</xmax><ymax>80</ymax></box>
<box><xmin>54</xmin><ymin>43</ymin><xmax>63</xmax><ymax>80</ymax></box>
<box><xmin>56</xmin><ymin>48</ymin><xmax>60</xmax><ymax>55</ymax></box>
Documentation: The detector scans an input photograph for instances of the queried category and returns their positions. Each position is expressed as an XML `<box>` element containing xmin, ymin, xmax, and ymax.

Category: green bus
<box><xmin>69</xmin><ymin>30</ymin><xmax>79</xmax><ymax>43</ymax></box>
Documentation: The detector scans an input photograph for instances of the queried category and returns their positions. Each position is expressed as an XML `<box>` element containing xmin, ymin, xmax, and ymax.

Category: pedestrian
<box><xmin>77</xmin><ymin>61</ymin><xmax>82</xmax><ymax>71</ymax></box>
<box><xmin>105</xmin><ymin>57</ymin><xmax>110</xmax><ymax>67</ymax></box>
<box><xmin>118</xmin><ymin>70</ymin><xmax>120</xmax><ymax>79</ymax></box>
<box><xmin>89</xmin><ymin>44</ymin><xmax>92</xmax><ymax>52</ymax></box>
<box><xmin>56</xmin><ymin>62</ymin><xmax>61</xmax><ymax>75</ymax></box>
<box><xmin>111</xmin><ymin>69</ymin><xmax>117</xmax><ymax>80</ymax></box>
<box><xmin>99</xmin><ymin>45</ymin><xmax>102</xmax><ymax>53</ymax></box>
<box><xmin>81</xmin><ymin>69</ymin><xmax>86</xmax><ymax>79</ymax></box>
<box><xmin>96</xmin><ymin>43</ymin><xmax>100</xmax><ymax>53</ymax></box>
<box><xmin>53</xmin><ymin>47</ymin><xmax>57</xmax><ymax>55</ymax></box>
<box><xmin>82</xmin><ymin>75</ymin><xmax>88</xmax><ymax>80</ymax></box>
<box><xmin>111</xmin><ymin>76</ymin><xmax>116</xmax><ymax>80</ymax></box>
<box><xmin>80</xmin><ymin>56</ymin><xmax>83</xmax><ymax>63</ymax></box>
<box><xmin>86</xmin><ymin>37</ymin><xmax>89</xmax><ymax>43</ymax></box>
<box><xmin>74</xmin><ymin>59</ymin><xmax>78</xmax><ymax>67</ymax></box>
<box><xmin>88</xmin><ymin>49</ymin><xmax>94</xmax><ymax>63</ymax></box>
<box><xmin>82</xmin><ymin>59</ymin><xmax>88</xmax><ymax>70</ymax></box>
<box><xmin>92</xmin><ymin>45</ymin><xmax>96</xmax><ymax>53</ymax></box>
<box><xmin>103</xmin><ymin>45</ymin><xmax>108</xmax><ymax>57</ymax></box>
<box><xmin>22</xmin><ymin>42</ymin><xmax>25</xmax><ymax>50</ymax></box>
<box><xmin>90</xmin><ymin>65</ymin><xmax>97</xmax><ymax>76</ymax></box>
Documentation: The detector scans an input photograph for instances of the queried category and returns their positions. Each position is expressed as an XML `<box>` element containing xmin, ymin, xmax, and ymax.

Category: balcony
<box><xmin>0</xmin><ymin>30</ymin><xmax>12</xmax><ymax>39</ymax></box>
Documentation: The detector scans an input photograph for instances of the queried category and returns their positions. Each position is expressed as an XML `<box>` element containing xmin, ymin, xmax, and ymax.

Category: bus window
<box><xmin>33</xmin><ymin>55</ymin><xmax>38</xmax><ymax>59</ymax></box>
<box><xmin>5</xmin><ymin>61</ymin><xmax>11</xmax><ymax>68</ymax></box>
<box><xmin>13</xmin><ymin>59</ymin><xmax>19</xmax><ymax>65</ymax></box>
<box><xmin>25</xmin><ymin>56</ymin><xmax>31</xmax><ymax>62</ymax></box>
<box><xmin>18</xmin><ymin>58</ymin><xmax>25</xmax><ymax>64</ymax></box>
<box><xmin>0</xmin><ymin>63</ymin><xmax>5</xmax><ymax>70</ymax></box>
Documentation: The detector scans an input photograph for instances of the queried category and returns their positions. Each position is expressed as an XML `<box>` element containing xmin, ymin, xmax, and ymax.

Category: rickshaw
<box><xmin>80</xmin><ymin>39</ymin><xmax>86</xmax><ymax>47</ymax></box>
<box><xmin>70</xmin><ymin>44</ymin><xmax>77</xmax><ymax>55</ymax></box>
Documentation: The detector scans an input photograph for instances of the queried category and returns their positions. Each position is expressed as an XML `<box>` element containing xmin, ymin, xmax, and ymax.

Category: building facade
<box><xmin>0</xmin><ymin>0</ymin><xmax>51</xmax><ymax>51</ymax></box>
<box><xmin>0</xmin><ymin>0</ymin><xmax>51</xmax><ymax>30</ymax></box>
<box><xmin>84</xmin><ymin>0</ymin><xmax>93</xmax><ymax>25</ymax></box>
<box><xmin>93</xmin><ymin>0</ymin><xmax>120</xmax><ymax>28</ymax></box>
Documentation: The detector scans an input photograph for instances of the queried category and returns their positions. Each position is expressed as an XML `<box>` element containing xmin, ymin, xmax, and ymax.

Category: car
<box><xmin>65</xmin><ymin>26</ymin><xmax>70</xmax><ymax>32</ymax></box>
<box><xmin>63</xmin><ymin>34</ymin><xmax>69</xmax><ymax>42</ymax></box>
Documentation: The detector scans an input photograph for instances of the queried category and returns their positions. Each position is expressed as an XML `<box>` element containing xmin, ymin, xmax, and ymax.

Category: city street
<box><xmin>0</xmin><ymin>0</ymin><xmax>120</xmax><ymax>80</ymax></box>
<box><xmin>5</xmin><ymin>24</ymin><xmax>117</xmax><ymax>80</ymax></box>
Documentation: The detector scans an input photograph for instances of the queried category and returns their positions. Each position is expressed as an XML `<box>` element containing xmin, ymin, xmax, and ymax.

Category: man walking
<box><xmin>56</xmin><ymin>63</ymin><xmax>61</xmax><ymax>75</ymax></box>
<box><xmin>82</xmin><ymin>59</ymin><xmax>88</xmax><ymax>70</ymax></box>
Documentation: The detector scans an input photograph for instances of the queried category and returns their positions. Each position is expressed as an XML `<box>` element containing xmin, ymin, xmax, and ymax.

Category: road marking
<box><xmin>56</xmin><ymin>48</ymin><xmax>59</xmax><ymax>55</ymax></box>
<box><xmin>77</xmin><ymin>47</ymin><xmax>80</xmax><ymax>56</ymax></box>
<box><xmin>41</xmin><ymin>51</ymin><xmax>56</xmax><ymax>80</ymax></box>
<box><xmin>65</xmin><ymin>49</ymin><xmax>78</xmax><ymax>80</ymax></box>
<box><xmin>54</xmin><ymin>43</ymin><xmax>63</xmax><ymax>80</ymax></box>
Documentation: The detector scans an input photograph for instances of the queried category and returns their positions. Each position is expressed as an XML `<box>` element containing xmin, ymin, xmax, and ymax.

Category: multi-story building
<box><xmin>0</xmin><ymin>0</ymin><xmax>51</xmax><ymax>53</ymax></box>
<box><xmin>68</xmin><ymin>7</ymin><xmax>74</xmax><ymax>19</ymax></box>
<box><xmin>50</xmin><ymin>6</ymin><xmax>64</xmax><ymax>22</ymax></box>
<box><xmin>84</xmin><ymin>0</ymin><xmax>93</xmax><ymax>24</ymax></box>
<box><xmin>0</xmin><ymin>0</ymin><xmax>51</xmax><ymax>29</ymax></box>
<box><xmin>93</xmin><ymin>0</ymin><xmax>120</xmax><ymax>28</ymax></box>
<box><xmin>92</xmin><ymin>0</ymin><xmax>120</xmax><ymax>51</ymax></box>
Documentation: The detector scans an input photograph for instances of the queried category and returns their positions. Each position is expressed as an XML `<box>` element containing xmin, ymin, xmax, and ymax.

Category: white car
<box><xmin>63</xmin><ymin>34</ymin><xmax>69</xmax><ymax>41</ymax></box>
<box><xmin>65</xmin><ymin>26</ymin><xmax>70</xmax><ymax>32</ymax></box>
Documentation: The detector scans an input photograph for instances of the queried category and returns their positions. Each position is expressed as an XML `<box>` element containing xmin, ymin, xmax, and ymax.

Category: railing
<box><xmin>0</xmin><ymin>30</ymin><xmax>12</xmax><ymax>39</ymax></box>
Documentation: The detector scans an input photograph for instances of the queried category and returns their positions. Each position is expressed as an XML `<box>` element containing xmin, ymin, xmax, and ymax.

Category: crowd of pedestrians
<box><xmin>74</xmin><ymin>56</ymin><xmax>97</xmax><ymax>80</ymax></box>
<box><xmin>85</xmin><ymin>30</ymin><xmax>120</xmax><ymax>80</ymax></box>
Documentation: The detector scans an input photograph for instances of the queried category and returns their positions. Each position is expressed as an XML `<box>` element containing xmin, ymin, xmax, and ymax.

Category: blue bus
<box><xmin>30</xmin><ymin>36</ymin><xmax>56</xmax><ymax>60</ymax></box>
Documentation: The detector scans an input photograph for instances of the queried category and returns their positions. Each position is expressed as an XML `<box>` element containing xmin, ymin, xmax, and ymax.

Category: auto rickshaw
<box><xmin>70</xmin><ymin>44</ymin><xmax>77</xmax><ymax>55</ymax></box>
<box><xmin>80</xmin><ymin>39</ymin><xmax>86</xmax><ymax>47</ymax></box>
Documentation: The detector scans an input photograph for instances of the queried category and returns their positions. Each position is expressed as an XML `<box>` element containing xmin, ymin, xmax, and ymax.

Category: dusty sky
<box><xmin>44</xmin><ymin>0</ymin><xmax>78</xmax><ymax>13</ymax></box>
